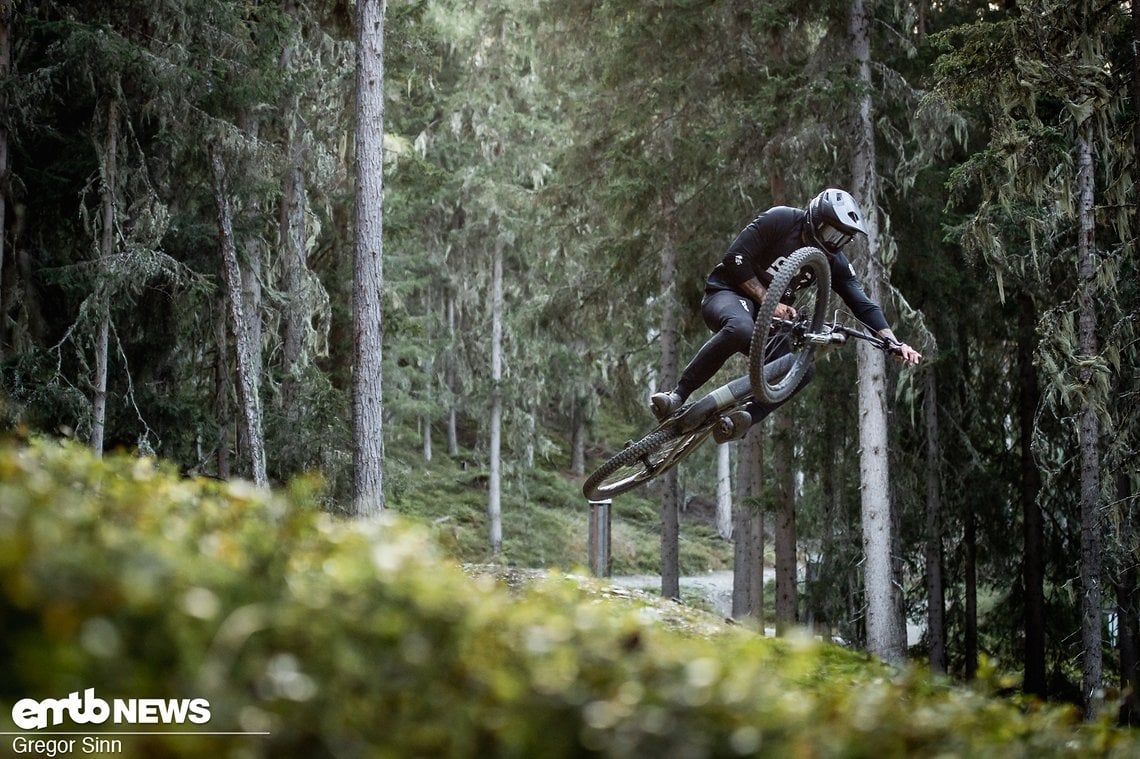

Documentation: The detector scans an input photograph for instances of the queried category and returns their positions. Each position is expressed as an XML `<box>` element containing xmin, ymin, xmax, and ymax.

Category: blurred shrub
<box><xmin>0</xmin><ymin>438</ymin><xmax>1136</xmax><ymax>758</ymax></box>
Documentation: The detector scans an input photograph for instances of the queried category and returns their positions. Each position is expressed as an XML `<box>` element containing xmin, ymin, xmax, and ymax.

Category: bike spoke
<box><xmin>583</xmin><ymin>428</ymin><xmax>712</xmax><ymax>499</ymax></box>
<box><xmin>749</xmin><ymin>247</ymin><xmax>831</xmax><ymax>404</ymax></box>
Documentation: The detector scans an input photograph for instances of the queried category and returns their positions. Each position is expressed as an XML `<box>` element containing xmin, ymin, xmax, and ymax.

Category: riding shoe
<box><xmin>650</xmin><ymin>390</ymin><xmax>683</xmax><ymax>421</ymax></box>
<box><xmin>713</xmin><ymin>409</ymin><xmax>752</xmax><ymax>444</ymax></box>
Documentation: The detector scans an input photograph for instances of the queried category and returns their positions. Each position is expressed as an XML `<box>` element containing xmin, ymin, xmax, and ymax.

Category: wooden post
<box><xmin>588</xmin><ymin>499</ymin><xmax>612</xmax><ymax>577</ymax></box>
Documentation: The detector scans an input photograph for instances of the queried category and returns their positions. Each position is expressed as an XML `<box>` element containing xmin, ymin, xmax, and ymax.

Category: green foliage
<box><xmin>384</xmin><ymin>426</ymin><xmax>732</xmax><ymax>576</ymax></box>
<box><xmin>2</xmin><ymin>438</ymin><xmax>1138</xmax><ymax>757</ymax></box>
<box><xmin>925</xmin><ymin>0</ymin><xmax>1138</xmax><ymax>694</ymax></box>
<box><xmin>2</xmin><ymin>0</ymin><xmax>1138</xmax><ymax>717</ymax></box>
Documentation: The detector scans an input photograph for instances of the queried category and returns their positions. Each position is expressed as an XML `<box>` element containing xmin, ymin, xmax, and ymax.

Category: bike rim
<box><xmin>586</xmin><ymin>428</ymin><xmax>711</xmax><ymax>498</ymax></box>
<box><xmin>753</xmin><ymin>248</ymin><xmax>829</xmax><ymax>403</ymax></box>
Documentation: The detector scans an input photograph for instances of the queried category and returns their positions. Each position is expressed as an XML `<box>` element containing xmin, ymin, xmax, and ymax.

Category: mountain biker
<box><xmin>649</xmin><ymin>188</ymin><xmax>922</xmax><ymax>442</ymax></box>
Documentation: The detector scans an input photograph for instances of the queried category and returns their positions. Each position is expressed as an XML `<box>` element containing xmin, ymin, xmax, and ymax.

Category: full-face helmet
<box><xmin>807</xmin><ymin>188</ymin><xmax>868</xmax><ymax>253</ymax></box>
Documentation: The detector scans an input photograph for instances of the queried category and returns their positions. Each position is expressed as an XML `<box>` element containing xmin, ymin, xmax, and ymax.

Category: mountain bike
<box><xmin>582</xmin><ymin>246</ymin><xmax>905</xmax><ymax>501</ymax></box>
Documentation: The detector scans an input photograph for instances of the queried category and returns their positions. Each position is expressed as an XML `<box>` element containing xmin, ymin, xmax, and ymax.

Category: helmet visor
<box><xmin>817</xmin><ymin>221</ymin><xmax>854</xmax><ymax>251</ymax></box>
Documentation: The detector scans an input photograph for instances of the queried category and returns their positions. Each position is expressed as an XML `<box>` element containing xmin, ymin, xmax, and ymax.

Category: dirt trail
<box><xmin>610</xmin><ymin>570</ymin><xmax>774</xmax><ymax>619</ymax></box>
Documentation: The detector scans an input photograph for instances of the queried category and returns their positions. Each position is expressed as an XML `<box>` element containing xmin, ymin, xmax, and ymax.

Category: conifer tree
<box><xmin>850</xmin><ymin>0</ymin><xmax>907</xmax><ymax>665</ymax></box>
<box><xmin>0</xmin><ymin>1</ymin><xmax>10</xmax><ymax>365</ymax></box>
<box><xmin>210</xmin><ymin>141</ymin><xmax>268</xmax><ymax>487</ymax></box>
<box><xmin>930</xmin><ymin>0</ymin><xmax>1133</xmax><ymax>711</ymax></box>
<box><xmin>352</xmin><ymin>0</ymin><xmax>386</xmax><ymax>516</ymax></box>
<box><xmin>90</xmin><ymin>95</ymin><xmax>119</xmax><ymax>457</ymax></box>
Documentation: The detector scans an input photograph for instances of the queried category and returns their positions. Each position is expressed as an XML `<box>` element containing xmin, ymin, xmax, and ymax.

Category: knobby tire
<box><xmin>749</xmin><ymin>246</ymin><xmax>831</xmax><ymax>404</ymax></box>
<box><xmin>582</xmin><ymin>425</ymin><xmax>712</xmax><ymax>500</ymax></box>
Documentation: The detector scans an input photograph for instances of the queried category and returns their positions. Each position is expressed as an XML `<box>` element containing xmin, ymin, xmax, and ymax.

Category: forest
<box><xmin>0</xmin><ymin>0</ymin><xmax>1136</xmax><ymax>726</ymax></box>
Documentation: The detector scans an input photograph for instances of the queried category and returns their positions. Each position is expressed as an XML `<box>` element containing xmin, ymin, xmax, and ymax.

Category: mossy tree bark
<box><xmin>351</xmin><ymin>0</ymin><xmax>386</xmax><ymax>516</ymax></box>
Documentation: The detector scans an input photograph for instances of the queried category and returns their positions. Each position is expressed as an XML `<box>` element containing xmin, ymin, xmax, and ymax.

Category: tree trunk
<box><xmin>446</xmin><ymin>291</ymin><xmax>459</xmax><ymax>457</ymax></box>
<box><xmin>525</xmin><ymin>402</ymin><xmax>536</xmax><ymax>470</ymax></box>
<box><xmin>1135</xmin><ymin>0</ymin><xmax>1139</xmax><ymax>198</ymax></box>
<box><xmin>233</xmin><ymin>114</ymin><xmax>263</xmax><ymax>473</ymax></box>
<box><xmin>732</xmin><ymin>428</ymin><xmax>767</xmax><ymax>626</ymax></box>
<box><xmin>209</xmin><ymin>143</ymin><xmax>268</xmax><ymax>488</ymax></box>
<box><xmin>851</xmin><ymin>171</ymin><xmax>903</xmax><ymax>663</ymax></box>
<box><xmin>658</xmin><ymin>381</ymin><xmax>681</xmax><ymax>601</ymax></box>
<box><xmin>964</xmin><ymin>495</ymin><xmax>978</xmax><ymax>680</ymax></box>
<box><xmin>488</xmin><ymin>231</ymin><xmax>504</xmax><ymax>553</ymax></box>
<box><xmin>658</xmin><ymin>134</ymin><xmax>680</xmax><ymax>599</ymax></box>
<box><xmin>1020</xmin><ymin>292</ymin><xmax>1046</xmax><ymax>697</ymax></box>
<box><xmin>422</xmin><ymin>288</ymin><xmax>434</xmax><ymax>463</ymax></box>
<box><xmin>213</xmin><ymin>302</ymin><xmax>231</xmax><ymax>480</ymax></box>
<box><xmin>421</xmin><ymin>415</ymin><xmax>433</xmax><ymax>463</ymax></box>
<box><xmin>279</xmin><ymin>111</ymin><xmax>308</xmax><ymax>417</ymax></box>
<box><xmin>767</xmin><ymin>163</ymin><xmax>795</xmax><ymax>630</ymax></box>
<box><xmin>953</xmin><ymin>313</ymin><xmax>978</xmax><ymax>680</ymax></box>
<box><xmin>774</xmin><ymin>412</ymin><xmax>797</xmax><ymax>632</ymax></box>
<box><xmin>351</xmin><ymin>0</ymin><xmax>386</xmax><ymax>516</ymax></box>
<box><xmin>91</xmin><ymin>321</ymin><xmax>110</xmax><ymax>454</ymax></box>
<box><xmin>91</xmin><ymin>98</ymin><xmax>119</xmax><ymax>457</ymax></box>
<box><xmin>660</xmin><ymin>468</ymin><xmax>681</xmax><ymax>603</ymax></box>
<box><xmin>1076</xmin><ymin>121</ymin><xmax>1102</xmax><ymax>717</ymax></box>
<box><xmin>0</xmin><ymin>2</ymin><xmax>10</xmax><ymax>363</ymax></box>
<box><xmin>1129</xmin><ymin>19</ymin><xmax>1140</xmax><ymax>708</ymax></box>
<box><xmin>570</xmin><ymin>399</ymin><xmax>586</xmax><ymax>478</ymax></box>
<box><xmin>279</xmin><ymin>0</ymin><xmax>308</xmax><ymax>419</ymax></box>
<box><xmin>818</xmin><ymin>409</ymin><xmax>844</xmax><ymax>641</ymax></box>
<box><xmin>1116</xmin><ymin>473</ymin><xmax>1139</xmax><ymax>725</ymax></box>
<box><xmin>1117</xmin><ymin>569</ymin><xmax>1140</xmax><ymax>725</ymax></box>
<box><xmin>924</xmin><ymin>369</ymin><xmax>947</xmax><ymax>673</ymax></box>
<box><xmin>732</xmin><ymin>428</ymin><xmax>754</xmax><ymax>620</ymax></box>
<box><xmin>749</xmin><ymin>427</ymin><xmax>766</xmax><ymax>628</ymax></box>
<box><xmin>237</xmin><ymin>237</ymin><xmax>263</xmax><ymax>469</ymax></box>
<box><xmin>12</xmin><ymin>204</ymin><xmax>42</xmax><ymax>346</ymax></box>
<box><xmin>850</xmin><ymin>0</ymin><xmax>905</xmax><ymax>665</ymax></box>
<box><xmin>716</xmin><ymin>443</ymin><xmax>733</xmax><ymax>540</ymax></box>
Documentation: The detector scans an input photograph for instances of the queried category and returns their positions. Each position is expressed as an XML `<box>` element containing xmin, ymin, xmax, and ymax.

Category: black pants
<box><xmin>675</xmin><ymin>289</ymin><xmax>813</xmax><ymax>424</ymax></box>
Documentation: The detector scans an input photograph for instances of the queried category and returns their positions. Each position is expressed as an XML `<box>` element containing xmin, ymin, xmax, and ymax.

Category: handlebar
<box><xmin>771</xmin><ymin>318</ymin><xmax>905</xmax><ymax>357</ymax></box>
<box><xmin>828</xmin><ymin>323</ymin><xmax>905</xmax><ymax>356</ymax></box>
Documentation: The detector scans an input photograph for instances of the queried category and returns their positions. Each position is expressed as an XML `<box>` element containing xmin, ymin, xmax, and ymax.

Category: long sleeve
<box><xmin>830</xmin><ymin>253</ymin><xmax>889</xmax><ymax>333</ymax></box>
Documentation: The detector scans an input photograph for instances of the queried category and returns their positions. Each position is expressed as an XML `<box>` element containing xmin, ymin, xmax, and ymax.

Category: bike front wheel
<box><xmin>749</xmin><ymin>246</ymin><xmax>831</xmax><ymax>404</ymax></box>
<box><xmin>582</xmin><ymin>425</ymin><xmax>712</xmax><ymax>500</ymax></box>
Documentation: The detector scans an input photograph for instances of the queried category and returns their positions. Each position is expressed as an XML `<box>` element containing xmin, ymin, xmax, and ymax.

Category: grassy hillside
<box><xmin>2</xmin><ymin>437</ymin><xmax>1138</xmax><ymax>757</ymax></box>
<box><xmin>383</xmin><ymin>421</ymin><xmax>736</xmax><ymax>576</ymax></box>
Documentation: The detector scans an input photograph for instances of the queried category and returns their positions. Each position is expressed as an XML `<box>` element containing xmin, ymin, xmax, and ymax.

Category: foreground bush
<box><xmin>0</xmin><ymin>439</ymin><xmax>1135</xmax><ymax>758</ymax></box>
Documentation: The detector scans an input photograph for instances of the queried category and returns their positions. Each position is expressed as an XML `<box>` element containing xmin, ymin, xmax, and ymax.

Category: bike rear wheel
<box><xmin>582</xmin><ymin>425</ymin><xmax>713</xmax><ymax>500</ymax></box>
<box><xmin>749</xmin><ymin>246</ymin><xmax>831</xmax><ymax>404</ymax></box>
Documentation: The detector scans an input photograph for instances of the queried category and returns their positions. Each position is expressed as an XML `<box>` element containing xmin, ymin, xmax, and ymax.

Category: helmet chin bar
<box><xmin>818</xmin><ymin>221</ymin><xmax>852</xmax><ymax>247</ymax></box>
<box><xmin>811</xmin><ymin>223</ymin><xmax>852</xmax><ymax>254</ymax></box>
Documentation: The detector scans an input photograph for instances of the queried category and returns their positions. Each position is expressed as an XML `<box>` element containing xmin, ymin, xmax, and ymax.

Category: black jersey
<box><xmin>705</xmin><ymin>206</ymin><xmax>889</xmax><ymax>333</ymax></box>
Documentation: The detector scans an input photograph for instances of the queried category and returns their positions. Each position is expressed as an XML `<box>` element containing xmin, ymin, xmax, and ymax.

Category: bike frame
<box><xmin>663</xmin><ymin>354</ymin><xmax>797</xmax><ymax>435</ymax></box>
<box><xmin>658</xmin><ymin>320</ymin><xmax>900</xmax><ymax>442</ymax></box>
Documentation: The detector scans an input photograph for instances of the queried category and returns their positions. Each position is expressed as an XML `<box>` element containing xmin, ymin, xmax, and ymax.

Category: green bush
<box><xmin>0</xmin><ymin>438</ymin><xmax>1136</xmax><ymax>758</ymax></box>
